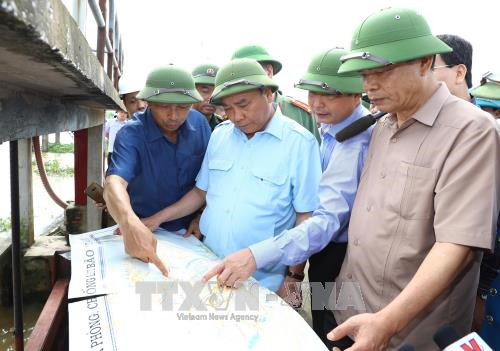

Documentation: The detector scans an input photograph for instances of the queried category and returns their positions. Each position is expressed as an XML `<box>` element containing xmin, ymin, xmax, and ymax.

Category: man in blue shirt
<box><xmin>140</xmin><ymin>58</ymin><xmax>321</xmax><ymax>292</ymax></box>
<box><xmin>104</xmin><ymin>65</ymin><xmax>211</xmax><ymax>275</ymax></box>
<box><xmin>203</xmin><ymin>49</ymin><xmax>371</xmax><ymax>347</ymax></box>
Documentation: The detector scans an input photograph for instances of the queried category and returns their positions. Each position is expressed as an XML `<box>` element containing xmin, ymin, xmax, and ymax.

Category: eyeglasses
<box><xmin>432</xmin><ymin>64</ymin><xmax>454</xmax><ymax>70</ymax></box>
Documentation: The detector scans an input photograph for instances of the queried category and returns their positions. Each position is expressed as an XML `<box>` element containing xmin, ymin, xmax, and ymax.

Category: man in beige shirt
<box><xmin>203</xmin><ymin>8</ymin><xmax>499</xmax><ymax>350</ymax></box>
<box><xmin>325</xmin><ymin>8</ymin><xmax>500</xmax><ymax>350</ymax></box>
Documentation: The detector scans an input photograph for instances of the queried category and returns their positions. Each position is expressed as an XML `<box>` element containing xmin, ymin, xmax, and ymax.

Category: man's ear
<box><xmin>262</xmin><ymin>63</ymin><xmax>274</xmax><ymax>78</ymax></box>
<box><xmin>420</xmin><ymin>56</ymin><xmax>434</xmax><ymax>75</ymax></box>
<box><xmin>264</xmin><ymin>88</ymin><xmax>274</xmax><ymax>102</ymax></box>
<box><xmin>455</xmin><ymin>64</ymin><xmax>467</xmax><ymax>84</ymax></box>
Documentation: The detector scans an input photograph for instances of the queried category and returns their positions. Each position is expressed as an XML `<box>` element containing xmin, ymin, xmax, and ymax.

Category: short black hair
<box><xmin>437</xmin><ymin>34</ymin><xmax>473</xmax><ymax>88</ymax></box>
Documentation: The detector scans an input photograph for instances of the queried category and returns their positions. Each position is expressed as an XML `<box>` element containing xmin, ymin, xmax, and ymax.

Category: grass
<box><xmin>0</xmin><ymin>217</ymin><xmax>11</xmax><ymax>232</ymax></box>
<box><xmin>32</xmin><ymin>159</ymin><xmax>74</xmax><ymax>177</ymax></box>
<box><xmin>47</xmin><ymin>143</ymin><xmax>73</xmax><ymax>153</ymax></box>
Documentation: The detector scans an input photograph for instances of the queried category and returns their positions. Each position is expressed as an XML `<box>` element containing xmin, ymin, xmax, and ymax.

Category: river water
<box><xmin>0</xmin><ymin>133</ymin><xmax>75</xmax><ymax>350</ymax></box>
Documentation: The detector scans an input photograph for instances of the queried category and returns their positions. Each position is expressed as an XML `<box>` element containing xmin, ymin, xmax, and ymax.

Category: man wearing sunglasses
<box><xmin>140</xmin><ymin>58</ymin><xmax>322</xmax><ymax>293</ymax></box>
<box><xmin>104</xmin><ymin>65</ymin><xmax>212</xmax><ymax>275</ymax></box>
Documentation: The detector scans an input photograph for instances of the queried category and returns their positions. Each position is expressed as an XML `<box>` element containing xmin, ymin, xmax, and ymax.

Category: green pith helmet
<box><xmin>470</xmin><ymin>72</ymin><xmax>500</xmax><ymax>100</ymax></box>
<box><xmin>295</xmin><ymin>48</ymin><xmax>364</xmax><ymax>94</ymax></box>
<box><xmin>210</xmin><ymin>58</ymin><xmax>279</xmax><ymax>105</ymax></box>
<box><xmin>338</xmin><ymin>8</ymin><xmax>452</xmax><ymax>74</ymax></box>
<box><xmin>136</xmin><ymin>65</ymin><xmax>202</xmax><ymax>104</ymax></box>
<box><xmin>192</xmin><ymin>63</ymin><xmax>220</xmax><ymax>85</ymax></box>
<box><xmin>231</xmin><ymin>45</ymin><xmax>283</xmax><ymax>75</ymax></box>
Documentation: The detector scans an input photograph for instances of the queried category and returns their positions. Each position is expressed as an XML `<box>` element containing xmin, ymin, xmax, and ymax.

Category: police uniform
<box><xmin>275</xmin><ymin>91</ymin><xmax>321</xmax><ymax>142</ymax></box>
<box><xmin>192</xmin><ymin>63</ymin><xmax>223</xmax><ymax>131</ymax></box>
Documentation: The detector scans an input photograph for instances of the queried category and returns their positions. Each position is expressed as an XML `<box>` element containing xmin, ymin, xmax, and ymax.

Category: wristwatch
<box><xmin>286</xmin><ymin>269</ymin><xmax>305</xmax><ymax>281</ymax></box>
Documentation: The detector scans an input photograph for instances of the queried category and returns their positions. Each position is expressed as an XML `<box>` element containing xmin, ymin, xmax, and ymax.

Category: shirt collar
<box><xmin>321</xmin><ymin>103</ymin><xmax>369</xmax><ymax>138</ymax></box>
<box><xmin>233</xmin><ymin>106</ymin><xmax>285</xmax><ymax>141</ymax></box>
<box><xmin>143</xmin><ymin>108</ymin><xmax>196</xmax><ymax>142</ymax></box>
<box><xmin>258</xmin><ymin>107</ymin><xmax>285</xmax><ymax>140</ymax></box>
<box><xmin>409</xmin><ymin>82</ymin><xmax>451</xmax><ymax>127</ymax></box>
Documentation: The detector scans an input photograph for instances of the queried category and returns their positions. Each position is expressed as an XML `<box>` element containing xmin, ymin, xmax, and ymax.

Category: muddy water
<box><xmin>0</xmin><ymin>133</ymin><xmax>76</xmax><ymax>350</ymax></box>
<box><xmin>0</xmin><ymin>299</ymin><xmax>44</xmax><ymax>351</ymax></box>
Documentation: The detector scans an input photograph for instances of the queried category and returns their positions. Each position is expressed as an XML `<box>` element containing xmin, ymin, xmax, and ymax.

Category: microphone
<box><xmin>335</xmin><ymin>111</ymin><xmax>387</xmax><ymax>142</ymax></box>
<box><xmin>397</xmin><ymin>343</ymin><xmax>416</xmax><ymax>351</ymax></box>
<box><xmin>433</xmin><ymin>324</ymin><xmax>492</xmax><ymax>351</ymax></box>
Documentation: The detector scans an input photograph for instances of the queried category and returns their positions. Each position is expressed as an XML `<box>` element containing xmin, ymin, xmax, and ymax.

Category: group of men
<box><xmin>102</xmin><ymin>7</ymin><xmax>500</xmax><ymax>350</ymax></box>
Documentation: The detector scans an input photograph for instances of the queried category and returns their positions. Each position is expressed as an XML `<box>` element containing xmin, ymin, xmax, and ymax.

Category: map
<box><xmin>68</xmin><ymin>226</ymin><xmax>327</xmax><ymax>350</ymax></box>
<box><xmin>68</xmin><ymin>226</ymin><xmax>219</xmax><ymax>299</ymax></box>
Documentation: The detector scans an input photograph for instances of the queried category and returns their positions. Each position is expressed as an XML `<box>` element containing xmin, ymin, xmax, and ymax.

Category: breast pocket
<box><xmin>208</xmin><ymin>159</ymin><xmax>234</xmax><ymax>197</ymax></box>
<box><xmin>250</xmin><ymin>166</ymin><xmax>288</xmax><ymax>206</ymax></box>
<box><xmin>387</xmin><ymin>162</ymin><xmax>436</xmax><ymax>220</ymax></box>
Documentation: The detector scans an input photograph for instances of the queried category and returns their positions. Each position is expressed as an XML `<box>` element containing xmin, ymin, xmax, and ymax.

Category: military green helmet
<box><xmin>338</xmin><ymin>8</ymin><xmax>452</xmax><ymax>74</ymax></box>
<box><xmin>136</xmin><ymin>65</ymin><xmax>202</xmax><ymax>104</ymax></box>
<box><xmin>295</xmin><ymin>48</ymin><xmax>364</xmax><ymax>94</ymax></box>
<box><xmin>470</xmin><ymin>72</ymin><xmax>500</xmax><ymax>100</ymax></box>
<box><xmin>192</xmin><ymin>63</ymin><xmax>219</xmax><ymax>85</ymax></box>
<box><xmin>231</xmin><ymin>45</ymin><xmax>283</xmax><ymax>75</ymax></box>
<box><xmin>210</xmin><ymin>58</ymin><xmax>279</xmax><ymax>105</ymax></box>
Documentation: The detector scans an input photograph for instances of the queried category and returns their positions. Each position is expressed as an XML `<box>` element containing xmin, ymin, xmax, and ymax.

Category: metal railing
<box><xmin>88</xmin><ymin>0</ymin><xmax>123</xmax><ymax>88</ymax></box>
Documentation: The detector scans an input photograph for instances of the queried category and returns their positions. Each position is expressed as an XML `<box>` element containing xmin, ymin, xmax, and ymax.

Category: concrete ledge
<box><xmin>24</xmin><ymin>235</ymin><xmax>69</xmax><ymax>296</ymax></box>
<box><xmin>0</xmin><ymin>0</ymin><xmax>124</xmax><ymax>110</ymax></box>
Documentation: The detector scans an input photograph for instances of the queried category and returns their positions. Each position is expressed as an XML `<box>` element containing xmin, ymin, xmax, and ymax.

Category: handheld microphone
<box><xmin>433</xmin><ymin>324</ymin><xmax>492</xmax><ymax>351</ymax></box>
<box><xmin>397</xmin><ymin>343</ymin><xmax>416</xmax><ymax>351</ymax></box>
<box><xmin>335</xmin><ymin>111</ymin><xmax>387</xmax><ymax>142</ymax></box>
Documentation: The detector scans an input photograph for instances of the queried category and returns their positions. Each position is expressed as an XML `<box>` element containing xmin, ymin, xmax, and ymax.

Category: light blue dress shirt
<box><xmin>196</xmin><ymin>108</ymin><xmax>321</xmax><ymax>291</ymax></box>
<box><xmin>249</xmin><ymin>103</ymin><xmax>373</xmax><ymax>269</ymax></box>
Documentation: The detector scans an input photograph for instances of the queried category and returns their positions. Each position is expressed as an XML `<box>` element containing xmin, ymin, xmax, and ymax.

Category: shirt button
<box><xmin>346</xmin><ymin>273</ymin><xmax>353</xmax><ymax>280</ymax></box>
<box><xmin>354</xmin><ymin>239</ymin><xmax>359</xmax><ymax>246</ymax></box>
<box><xmin>366</xmin><ymin>205</ymin><xmax>372</xmax><ymax>212</ymax></box>
<box><xmin>391</xmin><ymin>137</ymin><xmax>399</xmax><ymax>143</ymax></box>
<box><xmin>225</xmin><ymin>210</ymin><xmax>230</xmax><ymax>214</ymax></box>
<box><xmin>380</xmin><ymin>171</ymin><xmax>386</xmax><ymax>179</ymax></box>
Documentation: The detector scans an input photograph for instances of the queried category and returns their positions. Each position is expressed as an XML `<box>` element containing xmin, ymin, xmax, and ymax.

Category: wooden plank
<box><xmin>25</xmin><ymin>279</ymin><xmax>69</xmax><ymax>351</ymax></box>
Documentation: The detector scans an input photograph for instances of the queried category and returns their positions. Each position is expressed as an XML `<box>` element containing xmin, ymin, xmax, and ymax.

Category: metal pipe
<box><xmin>114</xmin><ymin>17</ymin><xmax>119</xmax><ymax>53</ymax></box>
<box><xmin>88</xmin><ymin>0</ymin><xmax>105</xmax><ymax>28</ymax></box>
<box><xmin>108</xmin><ymin>0</ymin><xmax>115</xmax><ymax>31</ymax></box>
<box><xmin>95</xmin><ymin>0</ymin><xmax>106</xmax><ymax>65</ymax></box>
<box><xmin>105</xmin><ymin>36</ymin><xmax>113</xmax><ymax>53</ymax></box>
<box><xmin>10</xmin><ymin>140</ymin><xmax>24</xmax><ymax>351</ymax></box>
<box><xmin>32</xmin><ymin>137</ymin><xmax>68</xmax><ymax>209</ymax></box>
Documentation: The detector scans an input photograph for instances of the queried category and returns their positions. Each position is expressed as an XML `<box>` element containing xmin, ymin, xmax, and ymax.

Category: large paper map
<box><xmin>68</xmin><ymin>226</ymin><xmax>327</xmax><ymax>350</ymax></box>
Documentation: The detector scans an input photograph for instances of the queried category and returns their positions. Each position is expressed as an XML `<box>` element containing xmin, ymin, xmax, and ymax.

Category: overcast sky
<box><xmin>92</xmin><ymin>0</ymin><xmax>499</xmax><ymax>100</ymax></box>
